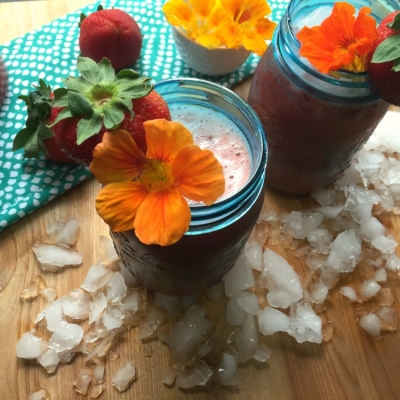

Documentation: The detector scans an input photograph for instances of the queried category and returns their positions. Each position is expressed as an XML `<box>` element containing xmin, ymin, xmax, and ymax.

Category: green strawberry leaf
<box><xmin>63</xmin><ymin>76</ymin><xmax>92</xmax><ymax>93</ymax></box>
<box><xmin>97</xmin><ymin>4</ymin><xmax>104</xmax><ymax>11</ymax></box>
<box><xmin>103</xmin><ymin>105</ymin><xmax>124</xmax><ymax>129</ymax></box>
<box><xmin>78</xmin><ymin>12</ymin><xmax>86</xmax><ymax>27</ymax></box>
<box><xmin>68</xmin><ymin>91</ymin><xmax>93</xmax><ymax>117</ymax></box>
<box><xmin>110</xmin><ymin>96</ymin><xmax>134</xmax><ymax>117</ymax></box>
<box><xmin>12</xmin><ymin>127</ymin><xmax>33</xmax><ymax>152</ymax></box>
<box><xmin>98</xmin><ymin>58</ymin><xmax>115</xmax><ymax>83</ymax></box>
<box><xmin>387</xmin><ymin>13</ymin><xmax>400</xmax><ymax>30</ymax></box>
<box><xmin>76</xmin><ymin>110</ymin><xmax>103</xmax><ymax>145</ymax></box>
<box><xmin>53</xmin><ymin>88</ymin><xmax>69</xmax><ymax>107</ymax></box>
<box><xmin>116</xmin><ymin>76</ymin><xmax>153</xmax><ymax>99</ymax></box>
<box><xmin>33</xmin><ymin>79</ymin><xmax>52</xmax><ymax>98</ymax></box>
<box><xmin>116</xmin><ymin>69</ymin><xmax>140</xmax><ymax>80</ymax></box>
<box><xmin>371</xmin><ymin>34</ymin><xmax>400</xmax><ymax>63</ymax></box>
<box><xmin>393</xmin><ymin>57</ymin><xmax>400</xmax><ymax>72</ymax></box>
<box><xmin>49</xmin><ymin>107</ymin><xmax>73</xmax><ymax>127</ymax></box>
<box><xmin>13</xmin><ymin>122</ymin><xmax>53</xmax><ymax>158</ymax></box>
<box><xmin>77</xmin><ymin>56</ymin><xmax>101</xmax><ymax>85</ymax></box>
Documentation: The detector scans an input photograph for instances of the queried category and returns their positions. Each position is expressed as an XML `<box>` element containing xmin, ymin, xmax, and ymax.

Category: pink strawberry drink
<box><xmin>111</xmin><ymin>78</ymin><xmax>267</xmax><ymax>296</ymax></box>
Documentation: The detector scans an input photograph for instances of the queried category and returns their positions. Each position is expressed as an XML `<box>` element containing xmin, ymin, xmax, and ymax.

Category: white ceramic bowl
<box><xmin>172</xmin><ymin>27</ymin><xmax>251</xmax><ymax>76</ymax></box>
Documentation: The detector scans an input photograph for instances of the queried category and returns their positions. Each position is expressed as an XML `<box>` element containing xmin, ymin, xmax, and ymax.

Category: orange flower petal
<box><xmin>221</xmin><ymin>0</ymin><xmax>272</xmax><ymax>24</ymax></box>
<box><xmin>188</xmin><ymin>0</ymin><xmax>216</xmax><ymax>17</ymax></box>
<box><xmin>134</xmin><ymin>189</ymin><xmax>191</xmax><ymax>246</ymax></box>
<box><xmin>172</xmin><ymin>144</ymin><xmax>225</xmax><ymax>205</ymax></box>
<box><xmin>144</xmin><ymin>119</ymin><xmax>194</xmax><ymax>163</ymax></box>
<box><xmin>243</xmin><ymin>30</ymin><xmax>268</xmax><ymax>56</ymax></box>
<box><xmin>95</xmin><ymin>182</ymin><xmax>149</xmax><ymax>232</ymax></box>
<box><xmin>296</xmin><ymin>2</ymin><xmax>378</xmax><ymax>73</ymax></box>
<box><xmin>162</xmin><ymin>0</ymin><xmax>193</xmax><ymax>28</ymax></box>
<box><xmin>90</xmin><ymin>130</ymin><xmax>148</xmax><ymax>184</ymax></box>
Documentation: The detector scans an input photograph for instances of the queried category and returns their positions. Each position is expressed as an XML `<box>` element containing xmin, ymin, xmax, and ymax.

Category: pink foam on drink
<box><xmin>170</xmin><ymin>104</ymin><xmax>251</xmax><ymax>201</ymax></box>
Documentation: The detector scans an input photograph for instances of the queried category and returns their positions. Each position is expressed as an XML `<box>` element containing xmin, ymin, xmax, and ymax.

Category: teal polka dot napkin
<box><xmin>0</xmin><ymin>0</ymin><xmax>288</xmax><ymax>232</ymax></box>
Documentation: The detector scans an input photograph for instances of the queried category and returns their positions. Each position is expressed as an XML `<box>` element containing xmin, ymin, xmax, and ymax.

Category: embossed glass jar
<box><xmin>248</xmin><ymin>0</ymin><xmax>399</xmax><ymax>194</ymax></box>
<box><xmin>111</xmin><ymin>78</ymin><xmax>267</xmax><ymax>296</ymax></box>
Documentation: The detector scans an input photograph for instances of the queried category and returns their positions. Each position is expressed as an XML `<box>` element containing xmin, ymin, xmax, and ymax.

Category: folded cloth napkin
<box><xmin>0</xmin><ymin>0</ymin><xmax>288</xmax><ymax>232</ymax></box>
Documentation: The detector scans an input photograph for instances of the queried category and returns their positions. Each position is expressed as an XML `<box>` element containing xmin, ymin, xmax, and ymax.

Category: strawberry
<box><xmin>79</xmin><ymin>6</ymin><xmax>142</xmax><ymax>71</ymax></box>
<box><xmin>12</xmin><ymin>80</ymin><xmax>75</xmax><ymax>163</ymax></box>
<box><xmin>368</xmin><ymin>10</ymin><xmax>400</xmax><ymax>105</ymax></box>
<box><xmin>45</xmin><ymin>56</ymin><xmax>170</xmax><ymax>165</ymax></box>
<box><xmin>0</xmin><ymin>56</ymin><xmax>7</xmax><ymax>106</ymax></box>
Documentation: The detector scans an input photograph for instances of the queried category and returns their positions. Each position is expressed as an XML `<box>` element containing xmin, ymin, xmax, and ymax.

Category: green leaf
<box><xmin>98</xmin><ymin>58</ymin><xmax>116</xmax><ymax>83</ymax></box>
<box><xmin>97</xmin><ymin>4</ymin><xmax>104</xmax><ymax>11</ymax></box>
<box><xmin>77</xmin><ymin>56</ymin><xmax>101</xmax><ymax>85</ymax></box>
<box><xmin>116</xmin><ymin>75</ymin><xmax>153</xmax><ymax>99</ymax></box>
<box><xmin>76</xmin><ymin>110</ymin><xmax>103</xmax><ymax>145</ymax></box>
<box><xmin>79</xmin><ymin>12</ymin><xmax>86</xmax><ymax>27</ymax></box>
<box><xmin>18</xmin><ymin>94</ymin><xmax>31</xmax><ymax>106</ymax></box>
<box><xmin>53</xmin><ymin>88</ymin><xmax>69</xmax><ymax>107</ymax></box>
<box><xmin>116</xmin><ymin>69</ymin><xmax>140</xmax><ymax>80</ymax></box>
<box><xmin>393</xmin><ymin>58</ymin><xmax>400</xmax><ymax>72</ymax></box>
<box><xmin>68</xmin><ymin>91</ymin><xmax>93</xmax><ymax>117</ymax></box>
<box><xmin>103</xmin><ymin>106</ymin><xmax>124</xmax><ymax>129</ymax></box>
<box><xmin>63</xmin><ymin>76</ymin><xmax>92</xmax><ymax>93</ymax></box>
<box><xmin>12</xmin><ymin>127</ymin><xmax>33</xmax><ymax>151</ymax></box>
<box><xmin>49</xmin><ymin>107</ymin><xmax>73</xmax><ymax>127</ymax></box>
<box><xmin>33</xmin><ymin>79</ymin><xmax>52</xmax><ymax>98</ymax></box>
<box><xmin>111</xmin><ymin>96</ymin><xmax>134</xmax><ymax>116</ymax></box>
<box><xmin>37</xmin><ymin>121</ymin><xmax>54</xmax><ymax>140</ymax></box>
<box><xmin>371</xmin><ymin>34</ymin><xmax>400</xmax><ymax>63</ymax></box>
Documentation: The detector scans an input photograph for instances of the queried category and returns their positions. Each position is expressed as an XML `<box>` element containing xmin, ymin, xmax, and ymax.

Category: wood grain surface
<box><xmin>1</xmin><ymin>1</ymin><xmax>400</xmax><ymax>400</ymax></box>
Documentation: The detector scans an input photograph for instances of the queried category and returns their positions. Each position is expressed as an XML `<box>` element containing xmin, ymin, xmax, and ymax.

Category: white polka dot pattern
<box><xmin>0</xmin><ymin>0</ymin><xmax>288</xmax><ymax>232</ymax></box>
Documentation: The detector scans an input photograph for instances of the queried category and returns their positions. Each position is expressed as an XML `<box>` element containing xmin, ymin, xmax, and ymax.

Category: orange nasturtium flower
<box><xmin>296</xmin><ymin>2</ymin><xmax>378</xmax><ymax>73</ymax></box>
<box><xmin>90</xmin><ymin>120</ymin><xmax>225</xmax><ymax>247</ymax></box>
<box><xmin>163</xmin><ymin>0</ymin><xmax>276</xmax><ymax>55</ymax></box>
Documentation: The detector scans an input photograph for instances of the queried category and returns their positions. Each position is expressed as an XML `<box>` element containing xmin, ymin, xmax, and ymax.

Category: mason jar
<box><xmin>248</xmin><ymin>0</ymin><xmax>398</xmax><ymax>194</ymax></box>
<box><xmin>111</xmin><ymin>78</ymin><xmax>267</xmax><ymax>296</ymax></box>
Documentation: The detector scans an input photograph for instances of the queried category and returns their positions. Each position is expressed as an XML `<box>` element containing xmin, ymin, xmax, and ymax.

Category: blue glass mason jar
<box><xmin>248</xmin><ymin>0</ymin><xmax>399</xmax><ymax>194</ymax></box>
<box><xmin>111</xmin><ymin>78</ymin><xmax>267</xmax><ymax>296</ymax></box>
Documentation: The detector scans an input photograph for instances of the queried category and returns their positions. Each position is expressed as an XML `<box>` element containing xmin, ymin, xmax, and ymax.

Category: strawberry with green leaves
<box><xmin>12</xmin><ymin>80</ymin><xmax>75</xmax><ymax>163</ymax></box>
<box><xmin>79</xmin><ymin>5</ymin><xmax>143</xmax><ymax>71</ymax></box>
<box><xmin>369</xmin><ymin>10</ymin><xmax>400</xmax><ymax>105</ymax></box>
<box><xmin>14</xmin><ymin>56</ymin><xmax>171</xmax><ymax>165</ymax></box>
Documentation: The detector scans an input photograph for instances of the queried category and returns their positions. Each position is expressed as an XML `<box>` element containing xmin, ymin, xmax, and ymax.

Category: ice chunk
<box><xmin>42</xmin><ymin>299</ymin><xmax>64</xmax><ymax>332</ymax></box>
<box><xmin>237</xmin><ymin>292</ymin><xmax>260</xmax><ymax>315</ymax></box>
<box><xmin>88</xmin><ymin>292</ymin><xmax>108</xmax><ymax>324</ymax></box>
<box><xmin>234</xmin><ymin>314</ymin><xmax>260</xmax><ymax>361</ymax></box>
<box><xmin>223</xmin><ymin>253</ymin><xmax>255</xmax><ymax>297</ymax></box>
<box><xmin>288</xmin><ymin>302</ymin><xmax>323</xmax><ymax>344</ymax></box>
<box><xmin>385</xmin><ymin>253</ymin><xmax>400</xmax><ymax>272</ymax></box>
<box><xmin>48</xmin><ymin>321</ymin><xmax>84</xmax><ymax>352</ymax></box>
<box><xmin>205</xmin><ymin>280</ymin><xmax>225</xmax><ymax>303</ymax></box>
<box><xmin>153</xmin><ymin>292</ymin><xmax>182</xmax><ymax>319</ymax></box>
<box><xmin>327</xmin><ymin>230</ymin><xmax>361</xmax><ymax>272</ymax></box>
<box><xmin>244</xmin><ymin>241</ymin><xmax>263</xmax><ymax>271</ymax></box>
<box><xmin>46</xmin><ymin>218</ymin><xmax>80</xmax><ymax>246</ymax></box>
<box><xmin>374</xmin><ymin>306</ymin><xmax>397</xmax><ymax>332</ymax></box>
<box><xmin>16</xmin><ymin>332</ymin><xmax>48</xmax><ymax>359</ymax></box>
<box><xmin>258</xmin><ymin>307</ymin><xmax>290</xmax><ymax>336</ymax></box>
<box><xmin>73</xmin><ymin>368</ymin><xmax>92</xmax><ymax>395</ymax></box>
<box><xmin>29</xmin><ymin>388</ymin><xmax>50</xmax><ymax>400</ymax></box>
<box><xmin>97</xmin><ymin>235</ymin><xmax>120</xmax><ymax>265</ymax></box>
<box><xmin>32</xmin><ymin>243</ymin><xmax>83</xmax><ymax>272</ymax></box>
<box><xmin>282</xmin><ymin>211</ymin><xmax>323</xmax><ymax>239</ymax></box>
<box><xmin>106</xmin><ymin>272</ymin><xmax>127</xmax><ymax>303</ymax></box>
<box><xmin>359</xmin><ymin>314</ymin><xmax>381</xmax><ymax>337</ymax></box>
<box><xmin>307</xmin><ymin>229</ymin><xmax>333</xmax><ymax>249</ymax></box>
<box><xmin>217</xmin><ymin>353</ymin><xmax>238</xmax><ymax>386</ymax></box>
<box><xmin>63</xmin><ymin>289</ymin><xmax>90</xmax><ymax>320</ymax></box>
<box><xmin>112</xmin><ymin>361</ymin><xmax>136</xmax><ymax>392</ymax></box>
<box><xmin>315</xmin><ymin>205</ymin><xmax>344</xmax><ymax>219</ymax></box>
<box><xmin>340</xmin><ymin>286</ymin><xmax>357</xmax><ymax>302</ymax></box>
<box><xmin>162</xmin><ymin>368</ymin><xmax>177</xmax><ymax>387</ymax></box>
<box><xmin>138</xmin><ymin>306</ymin><xmax>165</xmax><ymax>339</ymax></box>
<box><xmin>38</xmin><ymin>348</ymin><xmax>59</xmax><ymax>373</ymax></box>
<box><xmin>309</xmin><ymin>281</ymin><xmax>328</xmax><ymax>304</ymax></box>
<box><xmin>311</xmin><ymin>188</ymin><xmax>338</xmax><ymax>206</ymax></box>
<box><xmin>226</xmin><ymin>292</ymin><xmax>249</xmax><ymax>326</ymax></box>
<box><xmin>176</xmin><ymin>360</ymin><xmax>213</xmax><ymax>389</ymax></box>
<box><xmin>165</xmin><ymin>306</ymin><xmax>213</xmax><ymax>363</ymax></box>
<box><xmin>359</xmin><ymin>280</ymin><xmax>381</xmax><ymax>300</ymax></box>
<box><xmin>359</xmin><ymin>217</ymin><xmax>386</xmax><ymax>241</ymax></box>
<box><xmin>371</xmin><ymin>235</ymin><xmax>398</xmax><ymax>253</ymax></box>
<box><xmin>373</xmin><ymin>268</ymin><xmax>387</xmax><ymax>283</ymax></box>
<box><xmin>102</xmin><ymin>307</ymin><xmax>124</xmax><ymax>331</ymax></box>
<box><xmin>262</xmin><ymin>249</ymin><xmax>303</xmax><ymax>308</ymax></box>
<box><xmin>81</xmin><ymin>264</ymin><xmax>113</xmax><ymax>292</ymax></box>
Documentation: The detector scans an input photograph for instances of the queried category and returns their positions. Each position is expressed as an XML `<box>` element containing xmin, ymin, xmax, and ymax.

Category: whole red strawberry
<box><xmin>79</xmin><ymin>6</ymin><xmax>142</xmax><ymax>71</ymax></box>
<box><xmin>48</xmin><ymin>56</ymin><xmax>171</xmax><ymax>165</ymax></box>
<box><xmin>13</xmin><ymin>80</ymin><xmax>75</xmax><ymax>164</ymax></box>
<box><xmin>368</xmin><ymin>10</ymin><xmax>400</xmax><ymax>105</ymax></box>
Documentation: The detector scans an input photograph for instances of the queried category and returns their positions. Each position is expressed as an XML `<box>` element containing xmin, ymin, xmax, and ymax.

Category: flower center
<box><xmin>140</xmin><ymin>159</ymin><xmax>175</xmax><ymax>192</ymax></box>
